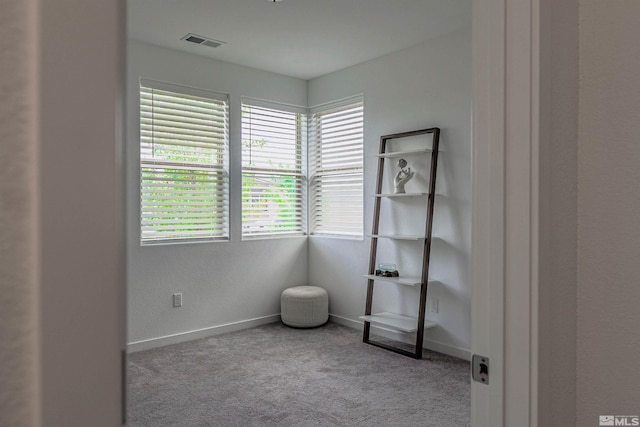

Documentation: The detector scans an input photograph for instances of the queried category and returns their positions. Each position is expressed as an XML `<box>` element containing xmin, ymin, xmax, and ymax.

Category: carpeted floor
<box><xmin>128</xmin><ymin>322</ymin><xmax>470</xmax><ymax>426</ymax></box>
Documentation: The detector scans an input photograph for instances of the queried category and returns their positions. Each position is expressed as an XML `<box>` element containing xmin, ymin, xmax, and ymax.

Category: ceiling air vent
<box><xmin>181</xmin><ymin>33</ymin><xmax>226</xmax><ymax>49</ymax></box>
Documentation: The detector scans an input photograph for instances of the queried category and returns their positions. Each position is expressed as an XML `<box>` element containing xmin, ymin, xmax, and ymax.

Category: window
<box><xmin>139</xmin><ymin>79</ymin><xmax>229</xmax><ymax>243</ymax></box>
<box><xmin>241</xmin><ymin>99</ymin><xmax>306</xmax><ymax>238</ymax></box>
<box><xmin>309</xmin><ymin>97</ymin><xmax>364</xmax><ymax>238</ymax></box>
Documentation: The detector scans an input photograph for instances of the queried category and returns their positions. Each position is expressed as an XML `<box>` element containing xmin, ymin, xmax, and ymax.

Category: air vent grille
<box><xmin>202</xmin><ymin>40</ymin><xmax>222</xmax><ymax>48</ymax></box>
<box><xmin>185</xmin><ymin>35</ymin><xmax>205</xmax><ymax>44</ymax></box>
<box><xmin>181</xmin><ymin>33</ymin><xmax>226</xmax><ymax>49</ymax></box>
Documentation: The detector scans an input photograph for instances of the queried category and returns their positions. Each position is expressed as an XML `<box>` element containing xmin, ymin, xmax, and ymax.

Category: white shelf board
<box><xmin>369</xmin><ymin>234</ymin><xmax>424</xmax><ymax>240</ymax></box>
<box><xmin>377</xmin><ymin>148</ymin><xmax>432</xmax><ymax>158</ymax></box>
<box><xmin>374</xmin><ymin>192</ymin><xmax>429</xmax><ymax>198</ymax></box>
<box><xmin>359</xmin><ymin>312</ymin><xmax>437</xmax><ymax>333</ymax></box>
<box><xmin>364</xmin><ymin>275</ymin><xmax>441</xmax><ymax>287</ymax></box>
<box><xmin>363</xmin><ymin>274</ymin><xmax>422</xmax><ymax>286</ymax></box>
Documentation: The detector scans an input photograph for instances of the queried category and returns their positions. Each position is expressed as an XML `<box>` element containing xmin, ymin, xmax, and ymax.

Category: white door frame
<box><xmin>472</xmin><ymin>0</ymin><xmax>540</xmax><ymax>425</ymax></box>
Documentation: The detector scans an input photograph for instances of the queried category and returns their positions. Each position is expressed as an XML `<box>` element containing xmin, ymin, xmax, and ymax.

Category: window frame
<box><xmin>240</xmin><ymin>98</ymin><xmax>308</xmax><ymax>240</ymax></box>
<box><xmin>139</xmin><ymin>78</ymin><xmax>230</xmax><ymax>245</ymax></box>
<box><xmin>308</xmin><ymin>95</ymin><xmax>365</xmax><ymax>239</ymax></box>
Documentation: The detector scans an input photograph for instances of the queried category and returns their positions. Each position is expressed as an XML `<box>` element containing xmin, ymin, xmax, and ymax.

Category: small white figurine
<box><xmin>394</xmin><ymin>158</ymin><xmax>414</xmax><ymax>194</ymax></box>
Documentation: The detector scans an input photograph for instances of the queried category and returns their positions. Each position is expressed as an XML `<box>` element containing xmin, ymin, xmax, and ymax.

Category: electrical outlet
<box><xmin>430</xmin><ymin>297</ymin><xmax>439</xmax><ymax>313</ymax></box>
<box><xmin>173</xmin><ymin>293</ymin><xmax>183</xmax><ymax>308</ymax></box>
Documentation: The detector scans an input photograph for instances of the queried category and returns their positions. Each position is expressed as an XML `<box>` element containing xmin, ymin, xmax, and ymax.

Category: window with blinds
<box><xmin>241</xmin><ymin>100</ymin><xmax>306</xmax><ymax>238</ymax></box>
<box><xmin>139</xmin><ymin>79</ymin><xmax>229</xmax><ymax>244</ymax></box>
<box><xmin>309</xmin><ymin>97</ymin><xmax>364</xmax><ymax>238</ymax></box>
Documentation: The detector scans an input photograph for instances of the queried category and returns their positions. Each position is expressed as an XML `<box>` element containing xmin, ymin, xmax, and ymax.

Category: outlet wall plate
<box><xmin>173</xmin><ymin>293</ymin><xmax>183</xmax><ymax>307</ymax></box>
<box><xmin>430</xmin><ymin>297</ymin><xmax>439</xmax><ymax>313</ymax></box>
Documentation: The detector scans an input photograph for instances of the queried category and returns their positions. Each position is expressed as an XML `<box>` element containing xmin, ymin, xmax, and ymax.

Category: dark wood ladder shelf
<box><xmin>362</xmin><ymin>128</ymin><xmax>440</xmax><ymax>359</ymax></box>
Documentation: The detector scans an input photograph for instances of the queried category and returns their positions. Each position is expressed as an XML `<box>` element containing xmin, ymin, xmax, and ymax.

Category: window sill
<box><xmin>309</xmin><ymin>234</ymin><xmax>364</xmax><ymax>242</ymax></box>
<box><xmin>241</xmin><ymin>234</ymin><xmax>307</xmax><ymax>242</ymax></box>
<box><xmin>140</xmin><ymin>237</ymin><xmax>229</xmax><ymax>247</ymax></box>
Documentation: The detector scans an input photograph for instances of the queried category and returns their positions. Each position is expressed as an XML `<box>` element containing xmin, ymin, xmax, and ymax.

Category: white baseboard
<box><xmin>127</xmin><ymin>314</ymin><xmax>281</xmax><ymax>353</ymax></box>
<box><xmin>329</xmin><ymin>313</ymin><xmax>471</xmax><ymax>361</ymax></box>
<box><xmin>128</xmin><ymin>313</ymin><xmax>471</xmax><ymax>361</ymax></box>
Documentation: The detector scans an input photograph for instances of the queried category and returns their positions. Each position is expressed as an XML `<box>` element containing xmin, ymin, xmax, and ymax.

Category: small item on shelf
<box><xmin>378</xmin><ymin>263</ymin><xmax>397</xmax><ymax>272</ymax></box>
<box><xmin>375</xmin><ymin>270</ymin><xmax>400</xmax><ymax>277</ymax></box>
<box><xmin>375</xmin><ymin>263</ymin><xmax>400</xmax><ymax>277</ymax></box>
<box><xmin>393</xmin><ymin>158</ymin><xmax>414</xmax><ymax>194</ymax></box>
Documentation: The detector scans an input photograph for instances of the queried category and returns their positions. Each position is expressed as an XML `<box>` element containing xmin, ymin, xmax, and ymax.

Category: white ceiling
<box><xmin>128</xmin><ymin>0</ymin><xmax>471</xmax><ymax>80</ymax></box>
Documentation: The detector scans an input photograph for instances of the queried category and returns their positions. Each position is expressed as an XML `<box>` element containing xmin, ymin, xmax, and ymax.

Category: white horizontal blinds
<box><xmin>310</xmin><ymin>97</ymin><xmax>364</xmax><ymax>237</ymax></box>
<box><xmin>140</xmin><ymin>79</ymin><xmax>229</xmax><ymax>243</ymax></box>
<box><xmin>241</xmin><ymin>100</ymin><xmax>306</xmax><ymax>238</ymax></box>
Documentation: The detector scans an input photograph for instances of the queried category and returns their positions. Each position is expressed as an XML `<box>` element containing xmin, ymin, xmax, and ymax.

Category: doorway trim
<box><xmin>471</xmin><ymin>0</ymin><xmax>540</xmax><ymax>425</ymax></box>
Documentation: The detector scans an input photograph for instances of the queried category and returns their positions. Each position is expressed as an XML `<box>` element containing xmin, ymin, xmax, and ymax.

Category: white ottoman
<box><xmin>281</xmin><ymin>286</ymin><xmax>328</xmax><ymax>328</ymax></box>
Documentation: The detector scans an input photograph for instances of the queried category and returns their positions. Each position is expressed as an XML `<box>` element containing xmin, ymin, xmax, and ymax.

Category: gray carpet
<box><xmin>128</xmin><ymin>322</ymin><xmax>470</xmax><ymax>426</ymax></box>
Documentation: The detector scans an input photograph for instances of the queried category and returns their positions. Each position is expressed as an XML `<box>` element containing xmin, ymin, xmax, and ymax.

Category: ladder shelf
<box><xmin>362</xmin><ymin>127</ymin><xmax>440</xmax><ymax>359</ymax></box>
<box><xmin>359</xmin><ymin>312</ymin><xmax>437</xmax><ymax>333</ymax></box>
<box><xmin>377</xmin><ymin>148</ymin><xmax>432</xmax><ymax>158</ymax></box>
<box><xmin>374</xmin><ymin>192</ymin><xmax>429</xmax><ymax>198</ymax></box>
<box><xmin>362</xmin><ymin>274</ymin><xmax>422</xmax><ymax>286</ymax></box>
<box><xmin>368</xmin><ymin>234</ymin><xmax>425</xmax><ymax>241</ymax></box>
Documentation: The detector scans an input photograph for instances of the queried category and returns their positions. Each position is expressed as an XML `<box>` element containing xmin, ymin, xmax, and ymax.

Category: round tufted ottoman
<box><xmin>280</xmin><ymin>286</ymin><xmax>328</xmax><ymax>328</ymax></box>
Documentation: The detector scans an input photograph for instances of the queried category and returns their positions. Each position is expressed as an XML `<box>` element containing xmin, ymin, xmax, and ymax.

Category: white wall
<box><xmin>39</xmin><ymin>1</ymin><xmax>127</xmax><ymax>425</ymax></box>
<box><xmin>577</xmin><ymin>1</ymin><xmax>640</xmax><ymax>424</ymax></box>
<box><xmin>0</xmin><ymin>1</ymin><xmax>40</xmax><ymax>425</ymax></box>
<box><xmin>1</xmin><ymin>0</ymin><xmax>126</xmax><ymax>425</ymax></box>
<box><xmin>127</xmin><ymin>41</ymin><xmax>309</xmax><ymax>347</ymax></box>
<box><xmin>536</xmin><ymin>0</ymin><xmax>578</xmax><ymax>424</ymax></box>
<box><xmin>308</xmin><ymin>27</ymin><xmax>472</xmax><ymax>359</ymax></box>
